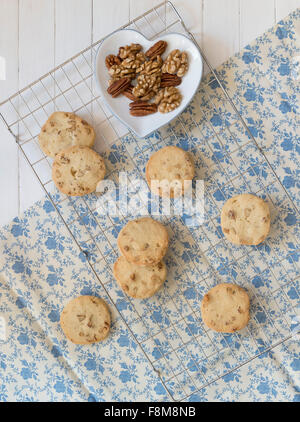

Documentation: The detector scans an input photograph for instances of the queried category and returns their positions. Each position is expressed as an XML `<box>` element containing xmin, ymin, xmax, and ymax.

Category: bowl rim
<box><xmin>94</xmin><ymin>28</ymin><xmax>203</xmax><ymax>139</ymax></box>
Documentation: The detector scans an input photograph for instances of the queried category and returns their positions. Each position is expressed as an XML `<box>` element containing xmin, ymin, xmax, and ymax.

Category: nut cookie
<box><xmin>117</xmin><ymin>217</ymin><xmax>169</xmax><ymax>266</ymax></box>
<box><xmin>52</xmin><ymin>145</ymin><xmax>106</xmax><ymax>196</ymax></box>
<box><xmin>201</xmin><ymin>283</ymin><xmax>250</xmax><ymax>333</ymax></box>
<box><xmin>146</xmin><ymin>146</ymin><xmax>195</xmax><ymax>198</ymax></box>
<box><xmin>60</xmin><ymin>295</ymin><xmax>111</xmax><ymax>344</ymax></box>
<box><xmin>113</xmin><ymin>256</ymin><xmax>167</xmax><ymax>299</ymax></box>
<box><xmin>39</xmin><ymin>112</ymin><xmax>95</xmax><ymax>158</ymax></box>
<box><xmin>221</xmin><ymin>194</ymin><xmax>270</xmax><ymax>245</ymax></box>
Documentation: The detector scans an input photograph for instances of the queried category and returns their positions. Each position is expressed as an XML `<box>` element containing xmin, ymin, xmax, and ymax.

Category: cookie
<box><xmin>221</xmin><ymin>194</ymin><xmax>270</xmax><ymax>245</ymax></box>
<box><xmin>52</xmin><ymin>145</ymin><xmax>106</xmax><ymax>196</ymax></box>
<box><xmin>146</xmin><ymin>146</ymin><xmax>195</xmax><ymax>197</ymax></box>
<box><xmin>60</xmin><ymin>295</ymin><xmax>111</xmax><ymax>344</ymax></box>
<box><xmin>113</xmin><ymin>256</ymin><xmax>167</xmax><ymax>298</ymax></box>
<box><xmin>117</xmin><ymin>217</ymin><xmax>169</xmax><ymax>266</ymax></box>
<box><xmin>38</xmin><ymin>111</ymin><xmax>95</xmax><ymax>158</ymax></box>
<box><xmin>201</xmin><ymin>283</ymin><xmax>250</xmax><ymax>333</ymax></box>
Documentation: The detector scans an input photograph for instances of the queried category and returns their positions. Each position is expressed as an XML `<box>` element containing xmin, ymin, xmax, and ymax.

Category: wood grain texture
<box><xmin>203</xmin><ymin>0</ymin><xmax>240</xmax><ymax>70</ymax></box>
<box><xmin>0</xmin><ymin>0</ymin><xmax>299</xmax><ymax>225</ymax></box>
<box><xmin>240</xmin><ymin>0</ymin><xmax>275</xmax><ymax>48</ymax></box>
<box><xmin>171</xmin><ymin>0</ymin><xmax>203</xmax><ymax>47</ymax></box>
<box><xmin>19</xmin><ymin>0</ymin><xmax>55</xmax><ymax>88</ymax></box>
<box><xmin>129</xmin><ymin>0</ymin><xmax>162</xmax><ymax>20</ymax></box>
<box><xmin>0</xmin><ymin>0</ymin><xmax>19</xmax><ymax>226</ymax></box>
<box><xmin>275</xmin><ymin>0</ymin><xmax>300</xmax><ymax>21</ymax></box>
<box><xmin>18</xmin><ymin>0</ymin><xmax>54</xmax><ymax>213</ymax></box>
<box><xmin>93</xmin><ymin>0</ymin><xmax>129</xmax><ymax>42</ymax></box>
<box><xmin>55</xmin><ymin>0</ymin><xmax>92</xmax><ymax>64</ymax></box>
<box><xmin>0</xmin><ymin>0</ymin><xmax>19</xmax><ymax>100</ymax></box>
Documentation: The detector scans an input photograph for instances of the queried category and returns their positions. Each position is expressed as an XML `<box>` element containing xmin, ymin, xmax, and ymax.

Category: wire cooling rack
<box><xmin>0</xmin><ymin>1</ymin><xmax>299</xmax><ymax>401</ymax></box>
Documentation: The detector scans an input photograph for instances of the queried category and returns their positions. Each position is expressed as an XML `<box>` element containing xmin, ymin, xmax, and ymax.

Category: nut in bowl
<box><xmin>94</xmin><ymin>29</ymin><xmax>203</xmax><ymax>138</ymax></box>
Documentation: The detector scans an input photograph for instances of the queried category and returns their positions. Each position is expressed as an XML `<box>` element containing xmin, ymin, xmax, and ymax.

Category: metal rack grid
<box><xmin>0</xmin><ymin>1</ymin><xmax>299</xmax><ymax>401</ymax></box>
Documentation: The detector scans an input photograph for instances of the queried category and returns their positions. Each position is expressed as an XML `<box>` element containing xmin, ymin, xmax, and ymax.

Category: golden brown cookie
<box><xmin>60</xmin><ymin>295</ymin><xmax>111</xmax><ymax>344</ymax></box>
<box><xmin>221</xmin><ymin>194</ymin><xmax>270</xmax><ymax>245</ymax></box>
<box><xmin>113</xmin><ymin>256</ymin><xmax>167</xmax><ymax>298</ymax></box>
<box><xmin>52</xmin><ymin>145</ymin><xmax>106</xmax><ymax>196</ymax></box>
<box><xmin>146</xmin><ymin>146</ymin><xmax>195</xmax><ymax>197</ymax></box>
<box><xmin>38</xmin><ymin>111</ymin><xmax>95</xmax><ymax>158</ymax></box>
<box><xmin>117</xmin><ymin>217</ymin><xmax>169</xmax><ymax>266</ymax></box>
<box><xmin>201</xmin><ymin>283</ymin><xmax>250</xmax><ymax>333</ymax></box>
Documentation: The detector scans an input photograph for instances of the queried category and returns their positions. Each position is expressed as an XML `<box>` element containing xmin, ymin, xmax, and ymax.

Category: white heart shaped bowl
<box><xmin>94</xmin><ymin>29</ymin><xmax>203</xmax><ymax>138</ymax></box>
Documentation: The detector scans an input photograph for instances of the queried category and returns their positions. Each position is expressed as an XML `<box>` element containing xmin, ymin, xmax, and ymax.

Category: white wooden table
<box><xmin>0</xmin><ymin>0</ymin><xmax>299</xmax><ymax>227</ymax></box>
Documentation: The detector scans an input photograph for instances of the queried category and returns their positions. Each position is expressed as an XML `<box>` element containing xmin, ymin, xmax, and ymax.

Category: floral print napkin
<box><xmin>0</xmin><ymin>8</ymin><xmax>299</xmax><ymax>402</ymax></box>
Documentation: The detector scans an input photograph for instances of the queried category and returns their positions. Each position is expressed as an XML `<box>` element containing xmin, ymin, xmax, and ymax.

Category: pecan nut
<box><xmin>129</xmin><ymin>101</ymin><xmax>158</xmax><ymax>116</ymax></box>
<box><xmin>122</xmin><ymin>85</ymin><xmax>138</xmax><ymax>101</ymax></box>
<box><xmin>107</xmin><ymin>77</ymin><xmax>131</xmax><ymax>97</ymax></box>
<box><xmin>105</xmin><ymin>54</ymin><xmax>121</xmax><ymax>69</ymax></box>
<box><xmin>145</xmin><ymin>40</ymin><xmax>167</xmax><ymax>59</ymax></box>
<box><xmin>161</xmin><ymin>73</ymin><xmax>182</xmax><ymax>88</ymax></box>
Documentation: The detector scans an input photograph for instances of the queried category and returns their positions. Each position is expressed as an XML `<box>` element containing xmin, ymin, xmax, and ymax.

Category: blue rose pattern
<box><xmin>0</xmin><ymin>8</ymin><xmax>299</xmax><ymax>402</ymax></box>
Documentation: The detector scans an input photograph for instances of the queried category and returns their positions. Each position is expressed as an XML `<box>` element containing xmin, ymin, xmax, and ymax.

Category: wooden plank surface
<box><xmin>0</xmin><ymin>0</ymin><xmax>299</xmax><ymax>226</ymax></box>
<box><xmin>240</xmin><ymin>0</ymin><xmax>276</xmax><ymax>48</ymax></box>
<box><xmin>18</xmin><ymin>0</ymin><xmax>55</xmax><ymax>215</ymax></box>
<box><xmin>202</xmin><ymin>0</ymin><xmax>240</xmax><ymax>70</ymax></box>
<box><xmin>0</xmin><ymin>0</ymin><xmax>19</xmax><ymax>225</ymax></box>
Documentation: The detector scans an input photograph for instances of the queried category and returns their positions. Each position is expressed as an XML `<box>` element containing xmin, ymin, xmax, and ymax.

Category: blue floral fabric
<box><xmin>0</xmin><ymin>9</ymin><xmax>299</xmax><ymax>402</ymax></box>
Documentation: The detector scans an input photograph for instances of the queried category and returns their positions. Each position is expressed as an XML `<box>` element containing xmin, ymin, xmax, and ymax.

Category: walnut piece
<box><xmin>109</xmin><ymin>47</ymin><xmax>146</xmax><ymax>81</ymax></box>
<box><xmin>122</xmin><ymin>52</ymin><xmax>146</xmax><ymax>70</ymax></box>
<box><xmin>132</xmin><ymin>73</ymin><xmax>161</xmax><ymax>101</ymax></box>
<box><xmin>154</xmin><ymin>87</ymin><xmax>182</xmax><ymax>113</ymax></box>
<box><xmin>136</xmin><ymin>55</ymin><xmax>163</xmax><ymax>76</ymax></box>
<box><xmin>162</xmin><ymin>49</ymin><xmax>188</xmax><ymax>77</ymax></box>
<box><xmin>118</xmin><ymin>43</ymin><xmax>142</xmax><ymax>59</ymax></box>
<box><xmin>108</xmin><ymin>64</ymin><xmax>136</xmax><ymax>80</ymax></box>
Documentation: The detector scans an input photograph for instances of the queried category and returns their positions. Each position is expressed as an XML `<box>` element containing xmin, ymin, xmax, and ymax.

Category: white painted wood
<box><xmin>1</xmin><ymin>0</ymin><xmax>300</xmax><ymax>226</ymax></box>
<box><xmin>18</xmin><ymin>0</ymin><xmax>55</xmax><ymax>88</ymax></box>
<box><xmin>18</xmin><ymin>0</ymin><xmax>55</xmax><ymax>213</ymax></box>
<box><xmin>0</xmin><ymin>119</ymin><xmax>19</xmax><ymax>227</ymax></box>
<box><xmin>275</xmin><ymin>0</ymin><xmax>299</xmax><ymax>22</ymax></box>
<box><xmin>203</xmin><ymin>0</ymin><xmax>240</xmax><ymax>70</ymax></box>
<box><xmin>0</xmin><ymin>0</ymin><xmax>19</xmax><ymax>100</ymax></box>
<box><xmin>55</xmin><ymin>0</ymin><xmax>92</xmax><ymax>65</ymax></box>
<box><xmin>129</xmin><ymin>0</ymin><xmax>162</xmax><ymax>20</ymax></box>
<box><xmin>0</xmin><ymin>0</ymin><xmax>19</xmax><ymax>226</ymax></box>
<box><xmin>171</xmin><ymin>0</ymin><xmax>203</xmax><ymax>48</ymax></box>
<box><xmin>240</xmin><ymin>0</ymin><xmax>275</xmax><ymax>48</ymax></box>
<box><xmin>93</xmin><ymin>0</ymin><xmax>130</xmax><ymax>42</ymax></box>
